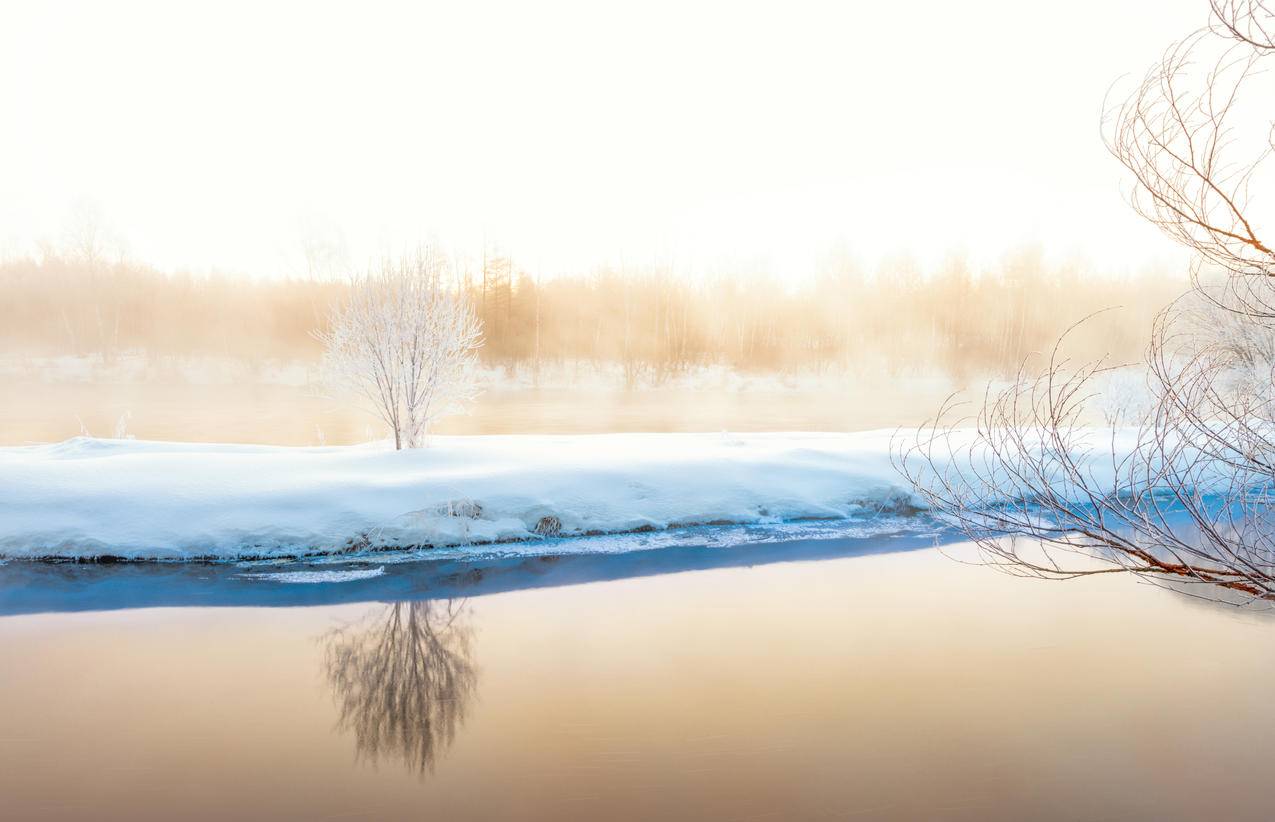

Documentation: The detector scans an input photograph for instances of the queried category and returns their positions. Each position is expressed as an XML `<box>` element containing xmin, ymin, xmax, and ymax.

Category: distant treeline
<box><xmin>0</xmin><ymin>250</ymin><xmax>1184</xmax><ymax>383</ymax></box>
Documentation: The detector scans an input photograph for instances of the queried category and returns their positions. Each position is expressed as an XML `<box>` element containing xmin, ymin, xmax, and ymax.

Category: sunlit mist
<box><xmin>2</xmin><ymin>0</ymin><xmax>1203</xmax><ymax>278</ymax></box>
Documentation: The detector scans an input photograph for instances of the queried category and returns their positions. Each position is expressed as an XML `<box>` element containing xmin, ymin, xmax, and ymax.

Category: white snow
<box><xmin>0</xmin><ymin>432</ymin><xmax>931</xmax><ymax>561</ymax></box>
<box><xmin>238</xmin><ymin>567</ymin><xmax>386</xmax><ymax>584</ymax></box>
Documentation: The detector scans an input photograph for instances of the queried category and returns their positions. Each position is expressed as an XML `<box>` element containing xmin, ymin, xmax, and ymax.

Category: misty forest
<box><xmin>2</xmin><ymin>243</ymin><xmax>1178</xmax><ymax>382</ymax></box>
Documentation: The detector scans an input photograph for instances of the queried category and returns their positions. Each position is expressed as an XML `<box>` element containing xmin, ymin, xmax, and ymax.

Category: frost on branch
<box><xmin>317</xmin><ymin>249</ymin><xmax>483</xmax><ymax>449</ymax></box>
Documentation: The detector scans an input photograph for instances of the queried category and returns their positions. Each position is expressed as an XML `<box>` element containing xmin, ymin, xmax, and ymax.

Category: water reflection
<box><xmin>323</xmin><ymin>599</ymin><xmax>478</xmax><ymax>777</ymax></box>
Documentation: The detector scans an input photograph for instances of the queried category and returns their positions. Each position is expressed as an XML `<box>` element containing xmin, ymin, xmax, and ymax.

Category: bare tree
<box><xmin>1108</xmin><ymin>4</ymin><xmax>1275</xmax><ymax>314</ymax></box>
<box><xmin>899</xmin><ymin>1</ymin><xmax>1275</xmax><ymax>604</ymax></box>
<box><xmin>317</xmin><ymin>249</ymin><xmax>483</xmax><ymax>449</ymax></box>
<box><xmin>61</xmin><ymin>199</ymin><xmax>125</xmax><ymax>362</ymax></box>
<box><xmin>1212</xmin><ymin>1</ymin><xmax>1275</xmax><ymax>51</ymax></box>
<box><xmin>897</xmin><ymin>322</ymin><xmax>1275</xmax><ymax>602</ymax></box>
<box><xmin>295</xmin><ymin>214</ymin><xmax>350</xmax><ymax>283</ymax></box>
<box><xmin>62</xmin><ymin>199</ymin><xmax>111</xmax><ymax>271</ymax></box>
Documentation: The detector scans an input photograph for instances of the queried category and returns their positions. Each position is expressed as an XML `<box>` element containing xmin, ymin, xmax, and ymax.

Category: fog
<box><xmin>0</xmin><ymin>245</ymin><xmax>1183</xmax><ymax>444</ymax></box>
<box><xmin>3</xmin><ymin>0</ymin><xmax>1198</xmax><ymax>276</ymax></box>
<box><xmin>0</xmin><ymin>0</ymin><xmax>1207</xmax><ymax>443</ymax></box>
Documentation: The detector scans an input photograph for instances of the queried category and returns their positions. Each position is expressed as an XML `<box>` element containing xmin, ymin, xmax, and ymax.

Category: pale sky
<box><xmin>0</xmin><ymin>0</ymin><xmax>1206</xmax><ymax>279</ymax></box>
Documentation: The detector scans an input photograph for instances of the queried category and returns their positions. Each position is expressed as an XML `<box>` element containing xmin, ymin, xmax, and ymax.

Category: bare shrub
<box><xmin>899</xmin><ymin>1</ymin><xmax>1275</xmax><ymax>604</ymax></box>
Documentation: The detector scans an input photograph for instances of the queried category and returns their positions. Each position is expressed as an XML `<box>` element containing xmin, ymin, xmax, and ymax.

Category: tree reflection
<box><xmin>323</xmin><ymin>599</ymin><xmax>478</xmax><ymax>776</ymax></box>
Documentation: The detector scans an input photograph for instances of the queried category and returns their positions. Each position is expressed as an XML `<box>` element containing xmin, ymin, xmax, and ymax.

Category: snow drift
<box><xmin>0</xmin><ymin>432</ymin><xmax>934</xmax><ymax>561</ymax></box>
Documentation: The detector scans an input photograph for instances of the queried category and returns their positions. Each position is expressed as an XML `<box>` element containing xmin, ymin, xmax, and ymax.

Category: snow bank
<box><xmin>0</xmin><ymin>432</ymin><xmax>930</xmax><ymax>561</ymax></box>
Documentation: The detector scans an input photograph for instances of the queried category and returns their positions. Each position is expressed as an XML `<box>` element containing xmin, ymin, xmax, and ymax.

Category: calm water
<box><xmin>0</xmin><ymin>377</ymin><xmax>954</xmax><ymax>445</ymax></box>
<box><xmin>1</xmin><ymin>538</ymin><xmax>1273</xmax><ymax>821</ymax></box>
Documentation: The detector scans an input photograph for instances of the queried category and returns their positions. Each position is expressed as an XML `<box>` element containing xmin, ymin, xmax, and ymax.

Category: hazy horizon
<box><xmin>2</xmin><ymin>0</ymin><xmax>1201</xmax><ymax>281</ymax></box>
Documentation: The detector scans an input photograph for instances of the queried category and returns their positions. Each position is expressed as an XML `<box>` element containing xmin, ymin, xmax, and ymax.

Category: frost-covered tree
<box><xmin>318</xmin><ymin>249</ymin><xmax>483</xmax><ymax>449</ymax></box>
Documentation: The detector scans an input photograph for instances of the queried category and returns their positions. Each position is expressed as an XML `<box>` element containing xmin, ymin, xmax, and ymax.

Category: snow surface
<box><xmin>0</xmin><ymin>432</ymin><xmax>952</xmax><ymax>560</ymax></box>
<box><xmin>237</xmin><ymin>567</ymin><xmax>386</xmax><ymax>584</ymax></box>
<box><xmin>0</xmin><ymin>429</ymin><xmax>1161</xmax><ymax>561</ymax></box>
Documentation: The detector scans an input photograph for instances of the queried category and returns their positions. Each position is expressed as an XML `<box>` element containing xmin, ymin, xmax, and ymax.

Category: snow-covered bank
<box><xmin>0</xmin><ymin>433</ymin><xmax>938</xmax><ymax>561</ymax></box>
